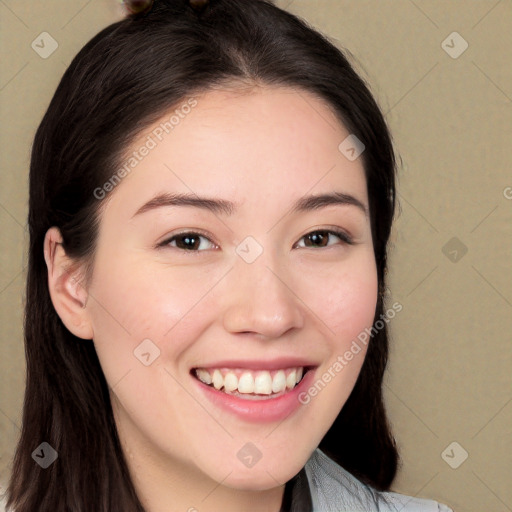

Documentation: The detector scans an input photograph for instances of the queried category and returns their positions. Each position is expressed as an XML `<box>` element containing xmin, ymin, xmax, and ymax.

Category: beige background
<box><xmin>1</xmin><ymin>1</ymin><xmax>511</xmax><ymax>511</ymax></box>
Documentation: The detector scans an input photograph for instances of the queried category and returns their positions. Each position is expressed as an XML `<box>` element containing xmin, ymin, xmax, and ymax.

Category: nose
<box><xmin>221</xmin><ymin>251</ymin><xmax>304</xmax><ymax>340</ymax></box>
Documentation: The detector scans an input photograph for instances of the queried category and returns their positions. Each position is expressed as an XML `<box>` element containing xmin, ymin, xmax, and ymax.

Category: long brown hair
<box><xmin>6</xmin><ymin>0</ymin><xmax>399</xmax><ymax>510</ymax></box>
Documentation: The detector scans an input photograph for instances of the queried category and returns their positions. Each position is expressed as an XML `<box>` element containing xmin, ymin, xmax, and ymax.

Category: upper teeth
<box><xmin>195</xmin><ymin>367</ymin><xmax>304</xmax><ymax>395</ymax></box>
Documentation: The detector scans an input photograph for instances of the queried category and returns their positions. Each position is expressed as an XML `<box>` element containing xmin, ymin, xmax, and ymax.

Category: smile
<box><xmin>193</xmin><ymin>366</ymin><xmax>307</xmax><ymax>398</ymax></box>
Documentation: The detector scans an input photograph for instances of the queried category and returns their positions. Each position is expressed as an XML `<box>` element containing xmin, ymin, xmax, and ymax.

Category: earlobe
<box><xmin>44</xmin><ymin>227</ymin><xmax>94</xmax><ymax>340</ymax></box>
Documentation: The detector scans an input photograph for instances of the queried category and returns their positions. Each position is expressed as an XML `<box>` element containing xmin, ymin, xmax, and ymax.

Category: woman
<box><xmin>4</xmin><ymin>0</ymin><xmax>454</xmax><ymax>510</ymax></box>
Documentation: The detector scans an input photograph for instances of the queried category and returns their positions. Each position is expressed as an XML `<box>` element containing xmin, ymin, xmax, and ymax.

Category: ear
<box><xmin>44</xmin><ymin>227</ymin><xmax>94</xmax><ymax>340</ymax></box>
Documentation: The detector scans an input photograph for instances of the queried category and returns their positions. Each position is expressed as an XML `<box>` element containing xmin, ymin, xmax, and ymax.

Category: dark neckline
<box><xmin>279</xmin><ymin>466</ymin><xmax>313</xmax><ymax>512</ymax></box>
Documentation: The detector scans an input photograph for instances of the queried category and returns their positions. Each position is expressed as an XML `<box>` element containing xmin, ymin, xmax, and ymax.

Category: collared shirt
<box><xmin>281</xmin><ymin>448</ymin><xmax>454</xmax><ymax>512</ymax></box>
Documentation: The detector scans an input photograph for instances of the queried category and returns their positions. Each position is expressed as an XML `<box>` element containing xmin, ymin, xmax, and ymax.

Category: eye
<box><xmin>294</xmin><ymin>229</ymin><xmax>353</xmax><ymax>249</ymax></box>
<box><xmin>158</xmin><ymin>228</ymin><xmax>353</xmax><ymax>254</ymax></box>
<box><xmin>159</xmin><ymin>231</ymin><xmax>217</xmax><ymax>252</ymax></box>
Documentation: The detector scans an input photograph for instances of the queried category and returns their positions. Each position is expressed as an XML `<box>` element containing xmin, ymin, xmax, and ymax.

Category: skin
<box><xmin>45</xmin><ymin>85</ymin><xmax>378</xmax><ymax>512</ymax></box>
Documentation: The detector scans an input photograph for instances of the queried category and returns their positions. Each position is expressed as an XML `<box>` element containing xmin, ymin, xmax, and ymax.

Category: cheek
<box><xmin>86</xmin><ymin>254</ymin><xmax>220</xmax><ymax>386</ymax></box>
<box><xmin>296</xmin><ymin>251</ymin><xmax>378</xmax><ymax>345</ymax></box>
<box><xmin>329</xmin><ymin>273</ymin><xmax>378</xmax><ymax>343</ymax></box>
<box><xmin>291</xmin><ymin>252</ymin><xmax>378</xmax><ymax>446</ymax></box>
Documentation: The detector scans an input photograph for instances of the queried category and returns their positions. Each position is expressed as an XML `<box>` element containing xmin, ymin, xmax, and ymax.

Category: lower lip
<box><xmin>192</xmin><ymin>368</ymin><xmax>317</xmax><ymax>423</ymax></box>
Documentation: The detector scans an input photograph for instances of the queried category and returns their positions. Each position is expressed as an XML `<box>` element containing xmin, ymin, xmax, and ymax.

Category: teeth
<box><xmin>254</xmin><ymin>372</ymin><xmax>272</xmax><ymax>395</ymax></box>
<box><xmin>224</xmin><ymin>372</ymin><xmax>238</xmax><ymax>392</ymax></box>
<box><xmin>286</xmin><ymin>369</ymin><xmax>297</xmax><ymax>390</ymax></box>
<box><xmin>196</xmin><ymin>368</ymin><xmax>212</xmax><ymax>385</ymax></box>
<box><xmin>272</xmin><ymin>370</ymin><xmax>286</xmax><ymax>393</ymax></box>
<box><xmin>194</xmin><ymin>367</ymin><xmax>306</xmax><ymax>396</ymax></box>
<box><xmin>212</xmin><ymin>369</ymin><xmax>223</xmax><ymax>390</ymax></box>
<box><xmin>238</xmin><ymin>372</ymin><xmax>254</xmax><ymax>393</ymax></box>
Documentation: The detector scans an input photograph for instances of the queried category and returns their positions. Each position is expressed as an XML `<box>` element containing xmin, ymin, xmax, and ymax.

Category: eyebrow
<box><xmin>131</xmin><ymin>191</ymin><xmax>368</xmax><ymax>218</ymax></box>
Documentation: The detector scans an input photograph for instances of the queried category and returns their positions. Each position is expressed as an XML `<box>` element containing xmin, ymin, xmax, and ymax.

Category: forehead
<box><xmin>102</xmin><ymin>85</ymin><xmax>368</xmax><ymax>218</ymax></box>
<box><xmin>168</xmin><ymin>85</ymin><xmax>350</xmax><ymax>162</ymax></box>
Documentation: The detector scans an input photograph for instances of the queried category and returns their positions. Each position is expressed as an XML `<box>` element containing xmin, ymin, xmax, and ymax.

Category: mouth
<box><xmin>191</xmin><ymin>365</ymin><xmax>314</xmax><ymax>401</ymax></box>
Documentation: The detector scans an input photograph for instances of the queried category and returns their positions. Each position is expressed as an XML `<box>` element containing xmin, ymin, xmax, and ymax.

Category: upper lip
<box><xmin>192</xmin><ymin>358</ymin><xmax>318</xmax><ymax>372</ymax></box>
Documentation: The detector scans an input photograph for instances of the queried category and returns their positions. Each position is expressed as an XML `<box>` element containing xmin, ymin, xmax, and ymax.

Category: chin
<box><xmin>205</xmin><ymin>455</ymin><xmax>305</xmax><ymax>491</ymax></box>
<box><xmin>220</xmin><ymin>472</ymin><xmax>288</xmax><ymax>491</ymax></box>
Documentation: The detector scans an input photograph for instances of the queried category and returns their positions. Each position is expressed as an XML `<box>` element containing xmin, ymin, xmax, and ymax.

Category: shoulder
<box><xmin>303</xmin><ymin>448</ymin><xmax>454</xmax><ymax>512</ymax></box>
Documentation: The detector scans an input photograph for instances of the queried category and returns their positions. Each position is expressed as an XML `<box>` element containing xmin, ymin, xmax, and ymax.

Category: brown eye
<box><xmin>159</xmin><ymin>232</ymin><xmax>216</xmax><ymax>253</ymax></box>
<box><xmin>296</xmin><ymin>229</ymin><xmax>353</xmax><ymax>249</ymax></box>
<box><xmin>174</xmin><ymin>234</ymin><xmax>201</xmax><ymax>251</ymax></box>
<box><xmin>305</xmin><ymin>231</ymin><xmax>329</xmax><ymax>248</ymax></box>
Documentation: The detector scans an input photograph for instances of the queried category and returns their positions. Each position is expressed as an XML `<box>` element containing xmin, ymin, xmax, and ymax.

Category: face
<box><xmin>84</xmin><ymin>86</ymin><xmax>377</xmax><ymax>492</ymax></box>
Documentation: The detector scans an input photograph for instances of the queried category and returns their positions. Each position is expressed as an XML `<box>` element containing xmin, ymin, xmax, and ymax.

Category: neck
<box><xmin>132</xmin><ymin>461</ymin><xmax>286</xmax><ymax>512</ymax></box>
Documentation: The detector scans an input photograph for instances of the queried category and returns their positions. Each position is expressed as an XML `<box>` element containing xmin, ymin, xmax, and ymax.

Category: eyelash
<box><xmin>157</xmin><ymin>228</ymin><xmax>354</xmax><ymax>254</ymax></box>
